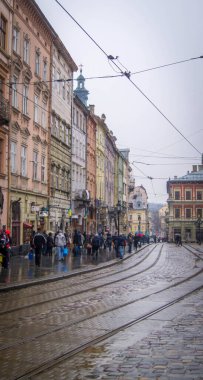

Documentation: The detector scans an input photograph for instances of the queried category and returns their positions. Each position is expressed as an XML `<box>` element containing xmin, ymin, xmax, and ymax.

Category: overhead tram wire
<box><xmin>54</xmin><ymin>0</ymin><xmax>202</xmax><ymax>156</ymax></box>
<box><xmin>131</xmin><ymin>55</ymin><xmax>203</xmax><ymax>75</ymax></box>
<box><xmin>7</xmin><ymin>56</ymin><xmax>203</xmax><ymax>86</ymax></box>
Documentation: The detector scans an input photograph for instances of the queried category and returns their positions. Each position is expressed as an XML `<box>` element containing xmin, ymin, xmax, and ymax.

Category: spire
<box><xmin>74</xmin><ymin>65</ymin><xmax>89</xmax><ymax>106</ymax></box>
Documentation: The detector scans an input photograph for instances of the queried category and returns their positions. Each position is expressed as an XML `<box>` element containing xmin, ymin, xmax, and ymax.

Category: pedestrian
<box><xmin>106</xmin><ymin>232</ymin><xmax>112</xmax><ymax>252</ymax></box>
<box><xmin>117</xmin><ymin>235</ymin><xmax>125</xmax><ymax>259</ymax></box>
<box><xmin>46</xmin><ymin>232</ymin><xmax>54</xmax><ymax>256</ymax></box>
<box><xmin>134</xmin><ymin>235</ymin><xmax>139</xmax><ymax>251</ymax></box>
<box><xmin>33</xmin><ymin>227</ymin><xmax>47</xmax><ymax>267</ymax></box>
<box><xmin>92</xmin><ymin>234</ymin><xmax>100</xmax><ymax>257</ymax></box>
<box><xmin>55</xmin><ymin>230</ymin><xmax>66</xmax><ymax>260</ymax></box>
<box><xmin>128</xmin><ymin>233</ymin><xmax>133</xmax><ymax>253</ymax></box>
<box><xmin>0</xmin><ymin>225</ymin><xmax>12</xmax><ymax>268</ymax></box>
<box><xmin>73</xmin><ymin>229</ymin><xmax>82</xmax><ymax>255</ymax></box>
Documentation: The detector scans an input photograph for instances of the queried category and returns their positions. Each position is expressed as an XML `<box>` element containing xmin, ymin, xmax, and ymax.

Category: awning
<box><xmin>23</xmin><ymin>222</ymin><xmax>33</xmax><ymax>229</ymax></box>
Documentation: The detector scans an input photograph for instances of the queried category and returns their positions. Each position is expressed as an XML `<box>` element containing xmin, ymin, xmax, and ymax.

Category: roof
<box><xmin>168</xmin><ymin>169</ymin><xmax>203</xmax><ymax>183</ymax></box>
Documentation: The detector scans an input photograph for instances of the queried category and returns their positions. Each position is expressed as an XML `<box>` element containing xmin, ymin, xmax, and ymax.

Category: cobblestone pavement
<box><xmin>36</xmin><ymin>291</ymin><xmax>203</xmax><ymax>380</ymax></box>
<box><xmin>0</xmin><ymin>248</ymin><xmax>119</xmax><ymax>289</ymax></box>
<box><xmin>0</xmin><ymin>243</ymin><xmax>203</xmax><ymax>379</ymax></box>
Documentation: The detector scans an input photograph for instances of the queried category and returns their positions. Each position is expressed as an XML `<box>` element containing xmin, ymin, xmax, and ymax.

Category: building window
<box><xmin>35</xmin><ymin>50</ymin><xmax>40</xmax><ymax>75</ymax></box>
<box><xmin>56</xmin><ymin>167</ymin><xmax>59</xmax><ymax>189</ymax></box>
<box><xmin>55</xmin><ymin>118</ymin><xmax>60</xmax><ymax>138</ymax></box>
<box><xmin>61</xmin><ymin>171</ymin><xmax>65</xmax><ymax>190</ymax></box>
<box><xmin>185</xmin><ymin>208</ymin><xmax>192</xmax><ymax>218</ymax></box>
<box><xmin>60</xmin><ymin>123</ymin><xmax>65</xmax><ymax>142</ymax></box>
<box><xmin>197</xmin><ymin>209</ymin><xmax>202</xmax><ymax>218</ymax></box>
<box><xmin>34</xmin><ymin>95</ymin><xmax>39</xmax><ymax>123</ymax></box>
<box><xmin>51</xmin><ymin>114</ymin><xmax>55</xmax><ymax>135</ymax></box>
<box><xmin>174</xmin><ymin>208</ymin><xmax>180</xmax><ymax>218</ymax></box>
<box><xmin>197</xmin><ymin>191</ymin><xmax>202</xmax><ymax>200</ymax></box>
<box><xmin>33</xmin><ymin>151</ymin><xmax>38</xmax><ymax>180</ymax></box>
<box><xmin>23</xmin><ymin>37</ymin><xmax>29</xmax><ymax>64</ymax></box>
<box><xmin>0</xmin><ymin>15</ymin><xmax>7</xmax><ymax>50</ymax></box>
<box><xmin>11</xmin><ymin>141</ymin><xmax>17</xmax><ymax>173</ymax></box>
<box><xmin>12</xmin><ymin>76</ymin><xmax>18</xmax><ymax>108</ymax></box>
<box><xmin>21</xmin><ymin>146</ymin><xmax>27</xmax><ymax>176</ymax></box>
<box><xmin>52</xmin><ymin>65</ymin><xmax>55</xmax><ymax>90</ymax></box>
<box><xmin>67</xmin><ymin>85</ymin><xmax>70</xmax><ymax>104</ymax></box>
<box><xmin>73</xmin><ymin>107</ymin><xmax>76</xmax><ymax>124</ymax></box>
<box><xmin>13</xmin><ymin>27</ymin><xmax>19</xmax><ymax>53</ymax></box>
<box><xmin>56</xmin><ymin>71</ymin><xmax>60</xmax><ymax>94</ymax></box>
<box><xmin>65</xmin><ymin>127</ymin><xmax>69</xmax><ymax>145</ymax></box>
<box><xmin>185</xmin><ymin>190</ymin><xmax>191</xmax><ymax>200</ymax></box>
<box><xmin>22</xmin><ymin>85</ymin><xmax>28</xmax><ymax>115</ymax></box>
<box><xmin>41</xmin><ymin>156</ymin><xmax>45</xmax><ymax>182</ymax></box>
<box><xmin>0</xmin><ymin>139</ymin><xmax>4</xmax><ymax>173</ymax></box>
<box><xmin>174</xmin><ymin>191</ymin><xmax>180</xmax><ymax>200</ymax></box>
<box><xmin>43</xmin><ymin>60</ymin><xmax>47</xmax><ymax>81</ymax></box>
<box><xmin>41</xmin><ymin>101</ymin><xmax>46</xmax><ymax>128</ymax></box>
<box><xmin>62</xmin><ymin>80</ymin><xmax>65</xmax><ymax>99</ymax></box>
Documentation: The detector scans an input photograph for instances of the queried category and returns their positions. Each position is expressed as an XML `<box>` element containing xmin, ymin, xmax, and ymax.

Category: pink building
<box><xmin>0</xmin><ymin>0</ymin><xmax>13</xmax><ymax>229</ymax></box>
<box><xmin>9</xmin><ymin>0</ymin><xmax>53</xmax><ymax>245</ymax></box>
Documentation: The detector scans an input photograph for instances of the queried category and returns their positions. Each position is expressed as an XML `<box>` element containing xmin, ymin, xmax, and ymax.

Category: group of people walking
<box><xmin>0</xmin><ymin>225</ymin><xmax>145</xmax><ymax>269</ymax></box>
<box><xmin>29</xmin><ymin>228</ymin><xmax>145</xmax><ymax>266</ymax></box>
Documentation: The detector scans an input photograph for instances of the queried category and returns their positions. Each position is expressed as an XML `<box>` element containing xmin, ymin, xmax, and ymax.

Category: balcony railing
<box><xmin>0</xmin><ymin>96</ymin><xmax>9</xmax><ymax>126</ymax></box>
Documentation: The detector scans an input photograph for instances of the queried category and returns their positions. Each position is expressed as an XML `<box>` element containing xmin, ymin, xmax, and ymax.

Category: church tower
<box><xmin>74</xmin><ymin>66</ymin><xmax>89</xmax><ymax>106</ymax></box>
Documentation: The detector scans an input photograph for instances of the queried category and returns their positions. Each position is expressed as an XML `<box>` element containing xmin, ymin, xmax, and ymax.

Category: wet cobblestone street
<box><xmin>0</xmin><ymin>243</ymin><xmax>203</xmax><ymax>379</ymax></box>
<box><xmin>45</xmin><ymin>291</ymin><xmax>203</xmax><ymax>380</ymax></box>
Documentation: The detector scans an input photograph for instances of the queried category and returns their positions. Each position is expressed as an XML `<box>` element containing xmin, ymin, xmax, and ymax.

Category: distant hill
<box><xmin>148</xmin><ymin>203</ymin><xmax>163</xmax><ymax>212</ymax></box>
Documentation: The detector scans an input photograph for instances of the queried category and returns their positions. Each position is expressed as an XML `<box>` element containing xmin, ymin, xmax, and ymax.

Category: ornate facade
<box><xmin>166</xmin><ymin>164</ymin><xmax>203</xmax><ymax>242</ymax></box>
<box><xmin>49</xmin><ymin>38</ymin><xmax>77</xmax><ymax>233</ymax></box>
<box><xmin>0</xmin><ymin>0</ymin><xmax>12</xmax><ymax>229</ymax></box>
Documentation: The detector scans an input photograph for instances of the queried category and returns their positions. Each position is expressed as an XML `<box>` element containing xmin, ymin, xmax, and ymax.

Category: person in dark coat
<box><xmin>134</xmin><ymin>235</ymin><xmax>139</xmax><ymax>251</ymax></box>
<box><xmin>33</xmin><ymin>227</ymin><xmax>47</xmax><ymax>266</ymax></box>
<box><xmin>92</xmin><ymin>234</ymin><xmax>100</xmax><ymax>257</ymax></box>
<box><xmin>46</xmin><ymin>232</ymin><xmax>54</xmax><ymax>256</ymax></box>
<box><xmin>127</xmin><ymin>233</ymin><xmax>133</xmax><ymax>253</ymax></box>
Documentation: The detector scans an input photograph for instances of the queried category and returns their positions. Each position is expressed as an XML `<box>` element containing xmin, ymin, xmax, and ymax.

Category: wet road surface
<box><xmin>0</xmin><ymin>243</ymin><xmax>203</xmax><ymax>379</ymax></box>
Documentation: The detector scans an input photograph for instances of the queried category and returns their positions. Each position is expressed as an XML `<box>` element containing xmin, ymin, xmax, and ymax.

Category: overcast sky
<box><xmin>36</xmin><ymin>0</ymin><xmax>203</xmax><ymax>204</ymax></box>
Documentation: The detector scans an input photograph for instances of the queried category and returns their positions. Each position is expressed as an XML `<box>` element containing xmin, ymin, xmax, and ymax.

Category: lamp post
<box><xmin>117</xmin><ymin>200</ymin><xmax>121</xmax><ymax>236</ymax></box>
<box><xmin>138</xmin><ymin>215</ymin><xmax>141</xmax><ymax>233</ymax></box>
<box><xmin>195</xmin><ymin>215</ymin><xmax>202</xmax><ymax>245</ymax></box>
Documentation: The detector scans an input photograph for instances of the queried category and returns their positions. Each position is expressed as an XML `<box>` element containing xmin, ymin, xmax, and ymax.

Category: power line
<box><xmin>132</xmin><ymin>161</ymin><xmax>200</xmax><ymax>166</ymax></box>
<box><xmin>131</xmin><ymin>56</ymin><xmax>203</xmax><ymax>75</ymax></box>
<box><xmin>53</xmin><ymin>0</ymin><xmax>202</xmax><ymax>156</ymax></box>
<box><xmin>7</xmin><ymin>73</ymin><xmax>124</xmax><ymax>86</ymax></box>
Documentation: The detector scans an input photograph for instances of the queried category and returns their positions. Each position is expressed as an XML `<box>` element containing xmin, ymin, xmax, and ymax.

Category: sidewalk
<box><xmin>0</xmin><ymin>248</ymin><xmax>119</xmax><ymax>291</ymax></box>
<box><xmin>1</xmin><ymin>243</ymin><xmax>202</xmax><ymax>291</ymax></box>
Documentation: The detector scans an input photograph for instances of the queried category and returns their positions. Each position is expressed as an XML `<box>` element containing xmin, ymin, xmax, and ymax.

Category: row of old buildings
<box><xmin>2</xmin><ymin>1</ymin><xmax>201</xmax><ymax>247</ymax></box>
<box><xmin>1</xmin><ymin>0</ymin><xmax>153</xmax><ymax>246</ymax></box>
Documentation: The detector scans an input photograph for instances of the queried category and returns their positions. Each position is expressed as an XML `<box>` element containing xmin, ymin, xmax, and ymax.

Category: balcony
<box><xmin>0</xmin><ymin>96</ymin><xmax>9</xmax><ymax>126</ymax></box>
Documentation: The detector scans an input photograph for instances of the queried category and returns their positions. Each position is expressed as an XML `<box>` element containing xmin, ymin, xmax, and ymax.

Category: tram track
<box><xmin>15</xmin><ymin>272</ymin><xmax>203</xmax><ymax>380</ymax></box>
<box><xmin>0</xmin><ymin>244</ymin><xmax>160</xmax><ymax>314</ymax></box>
<box><xmin>0</xmin><ymin>244</ymin><xmax>203</xmax><ymax>380</ymax></box>
<box><xmin>1</xmin><ymin>242</ymin><xmax>202</xmax><ymax>316</ymax></box>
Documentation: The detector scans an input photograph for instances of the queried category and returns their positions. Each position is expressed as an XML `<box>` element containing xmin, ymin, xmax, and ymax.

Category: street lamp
<box><xmin>195</xmin><ymin>215</ymin><xmax>202</xmax><ymax>245</ymax></box>
<box><xmin>138</xmin><ymin>215</ymin><xmax>141</xmax><ymax>232</ymax></box>
<box><xmin>117</xmin><ymin>200</ymin><xmax>122</xmax><ymax>236</ymax></box>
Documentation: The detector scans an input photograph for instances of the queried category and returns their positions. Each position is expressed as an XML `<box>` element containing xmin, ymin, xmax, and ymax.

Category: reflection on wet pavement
<box><xmin>0</xmin><ymin>249</ymin><xmax>117</xmax><ymax>285</ymax></box>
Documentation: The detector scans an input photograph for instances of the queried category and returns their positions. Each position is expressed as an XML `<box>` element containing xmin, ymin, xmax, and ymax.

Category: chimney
<box><xmin>192</xmin><ymin>165</ymin><xmax>197</xmax><ymax>172</ymax></box>
<box><xmin>89</xmin><ymin>104</ymin><xmax>95</xmax><ymax>114</ymax></box>
<box><xmin>101</xmin><ymin>113</ymin><xmax>106</xmax><ymax>122</ymax></box>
